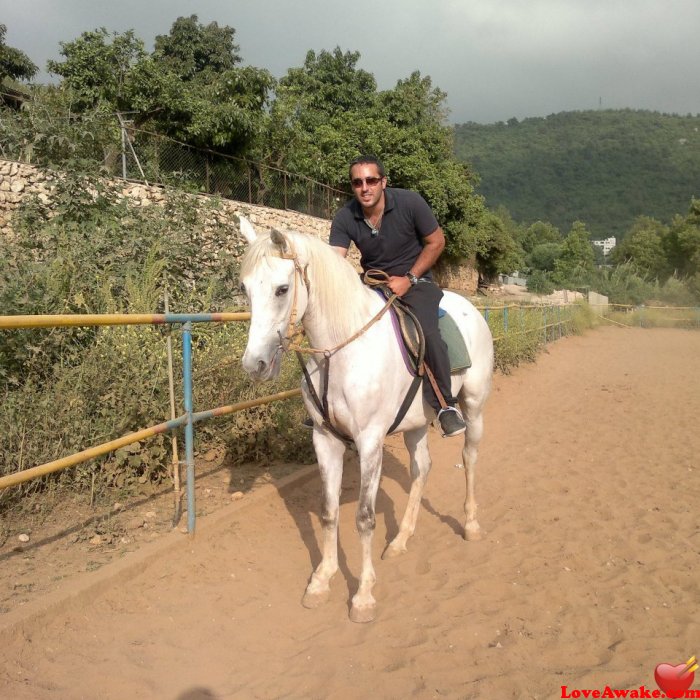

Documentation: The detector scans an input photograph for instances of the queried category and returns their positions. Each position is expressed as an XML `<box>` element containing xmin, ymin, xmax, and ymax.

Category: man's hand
<box><xmin>388</xmin><ymin>275</ymin><xmax>412</xmax><ymax>297</ymax></box>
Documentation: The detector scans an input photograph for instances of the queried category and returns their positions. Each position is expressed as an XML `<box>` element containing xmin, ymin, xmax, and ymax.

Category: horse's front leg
<box><xmin>302</xmin><ymin>429</ymin><xmax>345</xmax><ymax>609</ymax></box>
<box><xmin>349</xmin><ymin>437</ymin><xmax>383</xmax><ymax>623</ymax></box>
<box><xmin>383</xmin><ymin>425</ymin><xmax>431</xmax><ymax>558</ymax></box>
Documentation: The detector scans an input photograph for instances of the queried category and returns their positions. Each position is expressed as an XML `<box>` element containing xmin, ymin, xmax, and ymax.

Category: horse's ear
<box><xmin>238</xmin><ymin>216</ymin><xmax>258</xmax><ymax>245</ymax></box>
<box><xmin>270</xmin><ymin>228</ymin><xmax>288</xmax><ymax>253</ymax></box>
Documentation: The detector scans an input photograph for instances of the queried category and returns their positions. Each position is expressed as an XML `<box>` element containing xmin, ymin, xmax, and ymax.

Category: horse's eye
<box><xmin>275</xmin><ymin>285</ymin><xmax>289</xmax><ymax>297</ymax></box>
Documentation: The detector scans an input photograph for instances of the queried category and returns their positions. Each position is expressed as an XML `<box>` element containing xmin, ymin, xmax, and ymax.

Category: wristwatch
<box><xmin>405</xmin><ymin>272</ymin><xmax>419</xmax><ymax>286</ymax></box>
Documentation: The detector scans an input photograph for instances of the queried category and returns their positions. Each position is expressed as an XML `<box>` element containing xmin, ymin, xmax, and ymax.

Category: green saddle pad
<box><xmin>439</xmin><ymin>311</ymin><xmax>471</xmax><ymax>372</ymax></box>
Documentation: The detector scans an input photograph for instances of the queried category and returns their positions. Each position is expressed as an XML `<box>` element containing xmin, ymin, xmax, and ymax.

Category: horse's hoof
<box><xmin>464</xmin><ymin>522</ymin><xmax>482</xmax><ymax>541</ymax></box>
<box><xmin>349</xmin><ymin>603</ymin><xmax>376</xmax><ymax>623</ymax></box>
<box><xmin>382</xmin><ymin>541</ymin><xmax>407</xmax><ymax>559</ymax></box>
<box><xmin>302</xmin><ymin>588</ymin><xmax>330</xmax><ymax>609</ymax></box>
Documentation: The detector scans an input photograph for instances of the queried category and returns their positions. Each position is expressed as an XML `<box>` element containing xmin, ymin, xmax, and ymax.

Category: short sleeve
<box><xmin>329</xmin><ymin>208</ymin><xmax>353</xmax><ymax>249</ymax></box>
<box><xmin>411</xmin><ymin>193</ymin><xmax>440</xmax><ymax>238</ymax></box>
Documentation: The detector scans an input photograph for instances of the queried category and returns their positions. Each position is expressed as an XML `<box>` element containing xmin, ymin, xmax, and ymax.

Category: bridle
<box><xmin>268</xmin><ymin>231</ymin><xmax>404</xmax><ymax>443</ymax></box>
<box><xmin>272</xmin><ymin>232</ymin><xmax>398</xmax><ymax>359</ymax></box>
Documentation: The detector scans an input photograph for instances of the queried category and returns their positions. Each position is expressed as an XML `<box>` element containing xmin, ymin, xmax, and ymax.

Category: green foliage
<box><xmin>665</xmin><ymin>199</ymin><xmax>700</xmax><ymax>281</ymax></box>
<box><xmin>0</xmin><ymin>176</ymin><xmax>314</xmax><ymax>505</ymax></box>
<box><xmin>45</xmin><ymin>17</ymin><xmax>274</xmax><ymax>158</ymax></box>
<box><xmin>552</xmin><ymin>221</ymin><xmax>596</xmax><ymax>288</ymax></box>
<box><xmin>266</xmin><ymin>49</ymin><xmax>484</xmax><ymax>261</ymax></box>
<box><xmin>47</xmin><ymin>28</ymin><xmax>146</xmax><ymax>111</ymax></box>
<box><xmin>485</xmin><ymin>301</ymin><xmax>595</xmax><ymax>373</ymax></box>
<box><xmin>474</xmin><ymin>210</ymin><xmax>523</xmax><ymax>281</ymax></box>
<box><xmin>611</xmin><ymin>215</ymin><xmax>669</xmax><ymax>278</ymax></box>
<box><xmin>595</xmin><ymin>262</ymin><xmax>654</xmax><ymax>305</ymax></box>
<box><xmin>153</xmin><ymin>15</ymin><xmax>241</xmax><ymax>77</ymax></box>
<box><xmin>0</xmin><ymin>85</ymin><xmax>120</xmax><ymax>165</ymax></box>
<box><xmin>527</xmin><ymin>242</ymin><xmax>562</xmax><ymax>272</ymax></box>
<box><xmin>0</xmin><ymin>24</ymin><xmax>37</xmax><ymax>83</ymax></box>
<box><xmin>519</xmin><ymin>220</ymin><xmax>562</xmax><ymax>254</ymax></box>
<box><xmin>454</xmin><ymin>110</ymin><xmax>700</xmax><ymax>239</ymax></box>
<box><xmin>527</xmin><ymin>270</ymin><xmax>555</xmax><ymax>295</ymax></box>
<box><xmin>653</xmin><ymin>275</ymin><xmax>697</xmax><ymax>306</ymax></box>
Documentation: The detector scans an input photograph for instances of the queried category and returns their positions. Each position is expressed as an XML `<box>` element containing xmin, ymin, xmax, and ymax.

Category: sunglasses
<box><xmin>351</xmin><ymin>176</ymin><xmax>384</xmax><ymax>188</ymax></box>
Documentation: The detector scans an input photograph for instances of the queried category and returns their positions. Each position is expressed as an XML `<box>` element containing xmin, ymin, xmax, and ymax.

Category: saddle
<box><xmin>298</xmin><ymin>277</ymin><xmax>471</xmax><ymax>442</ymax></box>
<box><xmin>374</xmin><ymin>287</ymin><xmax>472</xmax><ymax>376</ymax></box>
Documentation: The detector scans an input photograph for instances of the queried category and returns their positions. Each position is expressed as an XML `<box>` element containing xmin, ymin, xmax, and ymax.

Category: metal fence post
<box><xmin>503</xmin><ymin>306</ymin><xmax>509</xmax><ymax>335</ymax></box>
<box><xmin>558</xmin><ymin>306</ymin><xmax>562</xmax><ymax>339</ymax></box>
<box><xmin>181</xmin><ymin>322</ymin><xmax>196</xmax><ymax>535</ymax></box>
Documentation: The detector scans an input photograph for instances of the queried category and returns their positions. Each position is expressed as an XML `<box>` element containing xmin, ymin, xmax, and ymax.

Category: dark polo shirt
<box><xmin>329</xmin><ymin>188</ymin><xmax>439</xmax><ymax>278</ymax></box>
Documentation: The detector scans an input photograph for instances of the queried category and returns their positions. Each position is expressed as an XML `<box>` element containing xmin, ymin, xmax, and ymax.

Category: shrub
<box><xmin>0</xmin><ymin>170</ymin><xmax>314</xmax><ymax>508</ymax></box>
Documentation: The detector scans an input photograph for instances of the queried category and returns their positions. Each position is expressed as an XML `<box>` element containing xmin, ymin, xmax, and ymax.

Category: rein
<box><xmin>272</xmin><ymin>234</ymin><xmax>418</xmax><ymax>441</ymax></box>
<box><xmin>283</xmin><ymin>263</ymin><xmax>399</xmax><ymax>357</ymax></box>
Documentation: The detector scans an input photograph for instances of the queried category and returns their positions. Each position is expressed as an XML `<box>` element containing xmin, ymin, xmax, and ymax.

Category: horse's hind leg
<box><xmin>460</xmin><ymin>398</ymin><xmax>484</xmax><ymax>541</ymax></box>
<box><xmin>383</xmin><ymin>425</ymin><xmax>431</xmax><ymax>559</ymax></box>
<box><xmin>302</xmin><ymin>431</ymin><xmax>345</xmax><ymax>609</ymax></box>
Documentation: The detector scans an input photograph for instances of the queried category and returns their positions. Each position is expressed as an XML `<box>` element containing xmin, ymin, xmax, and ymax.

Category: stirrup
<box><xmin>437</xmin><ymin>406</ymin><xmax>466</xmax><ymax>438</ymax></box>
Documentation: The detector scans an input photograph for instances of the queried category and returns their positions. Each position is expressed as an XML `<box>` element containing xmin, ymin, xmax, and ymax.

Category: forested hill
<box><xmin>453</xmin><ymin>110</ymin><xmax>700</xmax><ymax>238</ymax></box>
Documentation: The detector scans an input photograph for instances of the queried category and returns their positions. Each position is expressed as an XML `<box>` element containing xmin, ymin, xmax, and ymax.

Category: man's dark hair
<box><xmin>349</xmin><ymin>154</ymin><xmax>385</xmax><ymax>179</ymax></box>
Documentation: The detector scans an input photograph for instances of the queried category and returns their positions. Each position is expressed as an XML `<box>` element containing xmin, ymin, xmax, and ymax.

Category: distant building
<box><xmin>592</xmin><ymin>237</ymin><xmax>617</xmax><ymax>256</ymax></box>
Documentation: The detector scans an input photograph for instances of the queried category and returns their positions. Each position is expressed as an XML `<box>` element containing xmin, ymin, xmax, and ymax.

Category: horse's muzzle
<box><xmin>242</xmin><ymin>347</ymin><xmax>282</xmax><ymax>382</ymax></box>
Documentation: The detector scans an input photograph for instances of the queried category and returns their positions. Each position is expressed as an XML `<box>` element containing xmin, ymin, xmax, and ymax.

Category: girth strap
<box><xmin>296</xmin><ymin>351</ymin><xmax>423</xmax><ymax>443</ymax></box>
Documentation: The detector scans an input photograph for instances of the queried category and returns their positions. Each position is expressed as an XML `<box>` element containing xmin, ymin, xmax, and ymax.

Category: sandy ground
<box><xmin>0</xmin><ymin>326</ymin><xmax>698</xmax><ymax>700</ymax></box>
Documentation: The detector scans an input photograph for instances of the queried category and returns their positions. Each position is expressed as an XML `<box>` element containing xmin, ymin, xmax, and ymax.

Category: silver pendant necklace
<box><xmin>364</xmin><ymin>211</ymin><xmax>383</xmax><ymax>237</ymax></box>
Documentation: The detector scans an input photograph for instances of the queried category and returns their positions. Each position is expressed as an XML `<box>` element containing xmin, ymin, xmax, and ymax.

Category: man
<box><xmin>328</xmin><ymin>155</ymin><xmax>467</xmax><ymax>437</ymax></box>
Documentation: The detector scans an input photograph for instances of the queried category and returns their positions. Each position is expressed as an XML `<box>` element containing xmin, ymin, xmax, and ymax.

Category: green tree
<box><xmin>519</xmin><ymin>220</ymin><xmax>562</xmax><ymax>254</ymax></box>
<box><xmin>46</xmin><ymin>18</ymin><xmax>274</xmax><ymax>157</ymax></box>
<box><xmin>152</xmin><ymin>15</ymin><xmax>241</xmax><ymax>78</ymax></box>
<box><xmin>527</xmin><ymin>269</ymin><xmax>555</xmax><ymax>295</ymax></box>
<box><xmin>265</xmin><ymin>48</ymin><xmax>379</xmax><ymax>182</ymax></box>
<box><xmin>47</xmin><ymin>28</ymin><xmax>146</xmax><ymax>111</ymax></box>
<box><xmin>665</xmin><ymin>198</ymin><xmax>700</xmax><ymax>296</ymax></box>
<box><xmin>553</xmin><ymin>221</ymin><xmax>596</xmax><ymax>287</ymax></box>
<box><xmin>0</xmin><ymin>24</ymin><xmax>38</xmax><ymax>83</ymax></box>
<box><xmin>131</xmin><ymin>16</ymin><xmax>273</xmax><ymax>154</ymax></box>
<box><xmin>611</xmin><ymin>215</ymin><xmax>669</xmax><ymax>279</ymax></box>
<box><xmin>475</xmin><ymin>210</ymin><xmax>522</xmax><ymax>281</ymax></box>
<box><xmin>453</xmin><ymin>109</ymin><xmax>700</xmax><ymax>239</ymax></box>
<box><xmin>267</xmin><ymin>49</ymin><xmax>484</xmax><ymax>260</ymax></box>
<box><xmin>527</xmin><ymin>242</ymin><xmax>563</xmax><ymax>272</ymax></box>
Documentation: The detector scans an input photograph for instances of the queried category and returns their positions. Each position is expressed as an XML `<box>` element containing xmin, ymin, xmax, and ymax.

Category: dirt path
<box><xmin>1</xmin><ymin>326</ymin><xmax>698</xmax><ymax>700</ymax></box>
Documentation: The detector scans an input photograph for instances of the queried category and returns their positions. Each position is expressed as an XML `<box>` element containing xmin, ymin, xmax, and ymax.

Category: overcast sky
<box><xmin>4</xmin><ymin>0</ymin><xmax>700</xmax><ymax>124</ymax></box>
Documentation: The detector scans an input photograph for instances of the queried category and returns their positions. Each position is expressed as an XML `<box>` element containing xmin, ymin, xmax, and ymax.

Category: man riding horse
<box><xmin>328</xmin><ymin>155</ymin><xmax>467</xmax><ymax>437</ymax></box>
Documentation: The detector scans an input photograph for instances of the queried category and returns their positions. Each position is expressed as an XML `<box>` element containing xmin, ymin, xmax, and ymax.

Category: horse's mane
<box><xmin>240</xmin><ymin>230</ymin><xmax>376</xmax><ymax>343</ymax></box>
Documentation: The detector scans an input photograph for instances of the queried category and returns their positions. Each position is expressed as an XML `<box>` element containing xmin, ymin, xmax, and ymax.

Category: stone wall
<box><xmin>0</xmin><ymin>159</ymin><xmax>477</xmax><ymax>293</ymax></box>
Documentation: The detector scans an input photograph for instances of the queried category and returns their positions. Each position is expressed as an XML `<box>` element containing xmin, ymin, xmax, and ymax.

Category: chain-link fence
<box><xmin>113</xmin><ymin>118</ymin><xmax>349</xmax><ymax>220</ymax></box>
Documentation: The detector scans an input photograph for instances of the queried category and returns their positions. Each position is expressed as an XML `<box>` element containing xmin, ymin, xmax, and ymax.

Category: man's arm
<box><xmin>408</xmin><ymin>227</ymin><xmax>445</xmax><ymax>278</ymax></box>
<box><xmin>331</xmin><ymin>246</ymin><xmax>348</xmax><ymax>258</ymax></box>
<box><xmin>387</xmin><ymin>227</ymin><xmax>445</xmax><ymax>296</ymax></box>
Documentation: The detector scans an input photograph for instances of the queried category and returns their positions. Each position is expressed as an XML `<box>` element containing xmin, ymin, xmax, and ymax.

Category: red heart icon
<box><xmin>654</xmin><ymin>663</ymin><xmax>695</xmax><ymax>698</ymax></box>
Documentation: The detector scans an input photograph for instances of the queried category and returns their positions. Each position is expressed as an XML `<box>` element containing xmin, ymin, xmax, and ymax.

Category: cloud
<box><xmin>3</xmin><ymin>0</ymin><xmax>700</xmax><ymax>123</ymax></box>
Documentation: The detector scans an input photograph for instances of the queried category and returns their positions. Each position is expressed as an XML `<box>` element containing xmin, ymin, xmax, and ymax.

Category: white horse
<box><xmin>239</xmin><ymin>218</ymin><xmax>493</xmax><ymax>623</ymax></box>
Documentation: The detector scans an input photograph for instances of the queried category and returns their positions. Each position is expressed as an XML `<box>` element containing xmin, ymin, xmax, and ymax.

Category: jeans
<box><xmin>399</xmin><ymin>280</ymin><xmax>456</xmax><ymax>412</ymax></box>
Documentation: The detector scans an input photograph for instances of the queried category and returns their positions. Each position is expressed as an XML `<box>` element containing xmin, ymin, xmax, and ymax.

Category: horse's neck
<box><xmin>302</xmin><ymin>284</ymin><xmax>383</xmax><ymax>352</ymax></box>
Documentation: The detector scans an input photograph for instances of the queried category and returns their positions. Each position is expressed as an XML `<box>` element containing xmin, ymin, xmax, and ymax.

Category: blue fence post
<box><xmin>484</xmin><ymin>305</ymin><xmax>490</xmax><ymax>323</ymax></box>
<box><xmin>503</xmin><ymin>306</ymin><xmax>509</xmax><ymax>335</ymax></box>
<box><xmin>182</xmin><ymin>321</ymin><xmax>196</xmax><ymax>535</ymax></box>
